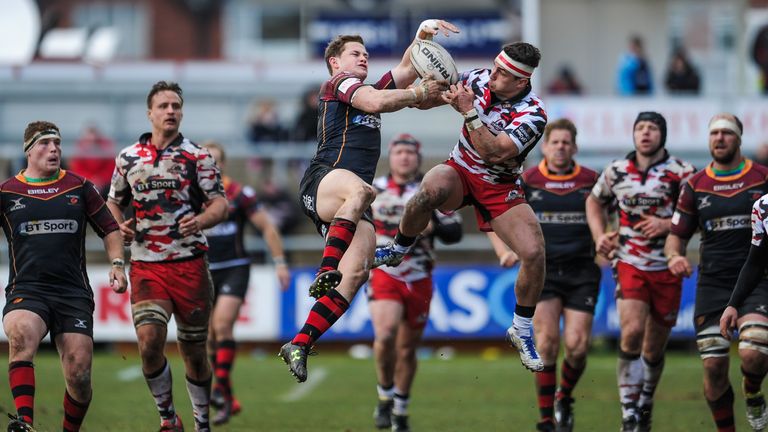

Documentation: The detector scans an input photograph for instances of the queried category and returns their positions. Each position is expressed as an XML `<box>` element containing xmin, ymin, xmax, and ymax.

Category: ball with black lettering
<box><xmin>409</xmin><ymin>39</ymin><xmax>459</xmax><ymax>84</ymax></box>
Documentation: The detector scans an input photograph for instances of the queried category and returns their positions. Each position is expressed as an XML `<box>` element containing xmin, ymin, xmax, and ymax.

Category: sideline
<box><xmin>279</xmin><ymin>367</ymin><xmax>328</xmax><ymax>402</ymax></box>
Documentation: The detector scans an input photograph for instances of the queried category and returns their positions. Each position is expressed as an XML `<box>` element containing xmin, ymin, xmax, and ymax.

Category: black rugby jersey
<box><xmin>522</xmin><ymin>161</ymin><xmax>598</xmax><ymax>262</ymax></box>
<box><xmin>0</xmin><ymin>170</ymin><xmax>118</xmax><ymax>299</ymax></box>
<box><xmin>672</xmin><ymin>159</ymin><xmax>768</xmax><ymax>277</ymax></box>
<box><xmin>311</xmin><ymin>71</ymin><xmax>397</xmax><ymax>184</ymax></box>
<box><xmin>204</xmin><ymin>176</ymin><xmax>260</xmax><ymax>270</ymax></box>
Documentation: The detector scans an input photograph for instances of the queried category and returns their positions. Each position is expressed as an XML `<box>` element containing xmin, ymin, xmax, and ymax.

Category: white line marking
<box><xmin>116</xmin><ymin>365</ymin><xmax>144</xmax><ymax>382</ymax></box>
<box><xmin>279</xmin><ymin>367</ymin><xmax>328</xmax><ymax>402</ymax></box>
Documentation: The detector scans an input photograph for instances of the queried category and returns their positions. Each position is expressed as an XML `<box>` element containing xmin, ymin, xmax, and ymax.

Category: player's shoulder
<box><xmin>750</xmin><ymin>159</ymin><xmax>768</xmax><ymax>178</ymax></box>
<box><xmin>753</xmin><ymin>193</ymin><xmax>768</xmax><ymax>213</ymax></box>
<box><xmin>577</xmin><ymin>164</ymin><xmax>599</xmax><ymax>181</ymax></box>
<box><xmin>521</xmin><ymin>164</ymin><xmax>542</xmax><ymax>182</ymax></box>
<box><xmin>665</xmin><ymin>155</ymin><xmax>696</xmax><ymax>172</ymax></box>
<box><xmin>685</xmin><ymin>169</ymin><xmax>708</xmax><ymax>186</ymax></box>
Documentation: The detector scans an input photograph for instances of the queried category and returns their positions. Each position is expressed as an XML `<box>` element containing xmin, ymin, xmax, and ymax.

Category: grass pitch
<box><xmin>0</xmin><ymin>345</ymin><xmax>755</xmax><ymax>431</ymax></box>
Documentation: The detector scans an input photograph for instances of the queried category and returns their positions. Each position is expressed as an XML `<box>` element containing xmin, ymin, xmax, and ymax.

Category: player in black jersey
<box><xmin>201</xmin><ymin>141</ymin><xmax>290</xmax><ymax>425</ymax></box>
<box><xmin>489</xmin><ymin>119</ymin><xmax>599</xmax><ymax>432</ymax></box>
<box><xmin>668</xmin><ymin>113</ymin><xmax>768</xmax><ymax>432</ymax></box>
<box><xmin>2</xmin><ymin>121</ymin><xmax>127</xmax><ymax>432</ymax></box>
<box><xmin>279</xmin><ymin>19</ymin><xmax>457</xmax><ymax>383</ymax></box>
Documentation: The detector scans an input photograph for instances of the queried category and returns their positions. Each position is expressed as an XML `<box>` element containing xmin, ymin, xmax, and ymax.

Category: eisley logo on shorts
<box><xmin>19</xmin><ymin>219</ymin><xmax>79</xmax><ymax>235</ymax></box>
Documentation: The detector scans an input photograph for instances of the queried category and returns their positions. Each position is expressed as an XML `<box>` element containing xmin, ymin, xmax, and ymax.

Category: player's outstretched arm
<box><xmin>351</xmin><ymin>78</ymin><xmax>447</xmax><ymax>114</ymax></box>
<box><xmin>249</xmin><ymin>208</ymin><xmax>290</xmax><ymax>290</ymax></box>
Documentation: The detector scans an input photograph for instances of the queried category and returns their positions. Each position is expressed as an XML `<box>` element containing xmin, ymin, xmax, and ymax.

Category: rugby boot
<box><xmin>390</xmin><ymin>414</ymin><xmax>410</xmax><ymax>432</ymax></box>
<box><xmin>209</xmin><ymin>385</ymin><xmax>225</xmax><ymax>410</ymax></box>
<box><xmin>746</xmin><ymin>392</ymin><xmax>768</xmax><ymax>432</ymax></box>
<box><xmin>212</xmin><ymin>398</ymin><xmax>232</xmax><ymax>426</ymax></box>
<box><xmin>373</xmin><ymin>399</ymin><xmax>393</xmax><ymax>429</ymax></box>
<box><xmin>279</xmin><ymin>342</ymin><xmax>315</xmax><ymax>383</ymax></box>
<box><xmin>505</xmin><ymin>326</ymin><xmax>544</xmax><ymax>372</ymax></box>
<box><xmin>6</xmin><ymin>415</ymin><xmax>35</xmax><ymax>432</ymax></box>
<box><xmin>308</xmin><ymin>269</ymin><xmax>342</xmax><ymax>299</ymax></box>
<box><xmin>536</xmin><ymin>419</ymin><xmax>556</xmax><ymax>431</ymax></box>
<box><xmin>554</xmin><ymin>393</ymin><xmax>575</xmax><ymax>432</ymax></box>
<box><xmin>636</xmin><ymin>404</ymin><xmax>653</xmax><ymax>432</ymax></box>
<box><xmin>373</xmin><ymin>243</ymin><xmax>406</xmax><ymax>268</ymax></box>
<box><xmin>620</xmin><ymin>414</ymin><xmax>638</xmax><ymax>432</ymax></box>
<box><xmin>158</xmin><ymin>414</ymin><xmax>184</xmax><ymax>432</ymax></box>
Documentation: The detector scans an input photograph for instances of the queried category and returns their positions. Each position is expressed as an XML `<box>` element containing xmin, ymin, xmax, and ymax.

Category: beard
<box><xmin>711</xmin><ymin>146</ymin><xmax>738</xmax><ymax>165</ymax></box>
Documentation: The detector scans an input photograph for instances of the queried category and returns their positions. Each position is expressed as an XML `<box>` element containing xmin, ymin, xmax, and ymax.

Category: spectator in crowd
<box><xmin>752</xmin><ymin>24</ymin><xmax>768</xmax><ymax>94</ymax></box>
<box><xmin>664</xmin><ymin>48</ymin><xmax>701</xmax><ymax>95</ymax></box>
<box><xmin>547</xmin><ymin>65</ymin><xmax>583</xmax><ymax>95</ymax></box>
<box><xmin>246</xmin><ymin>99</ymin><xmax>287</xmax><ymax>144</ymax></box>
<box><xmin>617</xmin><ymin>35</ymin><xmax>653</xmax><ymax>95</ymax></box>
<box><xmin>754</xmin><ymin>142</ymin><xmax>768</xmax><ymax>168</ymax></box>
<box><xmin>292</xmin><ymin>87</ymin><xmax>320</xmax><ymax>142</ymax></box>
<box><xmin>68</xmin><ymin>125</ymin><xmax>116</xmax><ymax>199</ymax></box>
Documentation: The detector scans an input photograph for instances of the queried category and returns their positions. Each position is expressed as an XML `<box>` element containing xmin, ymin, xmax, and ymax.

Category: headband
<box><xmin>495</xmin><ymin>50</ymin><xmax>535</xmax><ymax>79</ymax></box>
<box><xmin>23</xmin><ymin>129</ymin><xmax>61</xmax><ymax>153</ymax></box>
<box><xmin>709</xmin><ymin>118</ymin><xmax>742</xmax><ymax>137</ymax></box>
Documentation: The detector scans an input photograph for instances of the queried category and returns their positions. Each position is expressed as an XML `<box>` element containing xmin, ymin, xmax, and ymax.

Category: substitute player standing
<box><xmin>369</xmin><ymin>134</ymin><xmax>462</xmax><ymax>432</ymax></box>
<box><xmin>667</xmin><ymin>113</ymin><xmax>768</xmax><ymax>432</ymax></box>
<box><xmin>586</xmin><ymin>112</ymin><xmax>695</xmax><ymax>431</ymax></box>
<box><xmin>201</xmin><ymin>141</ymin><xmax>290</xmax><ymax>426</ymax></box>
<box><xmin>493</xmin><ymin>119</ymin><xmax>599</xmax><ymax>432</ymax></box>
<box><xmin>278</xmin><ymin>20</ymin><xmax>457</xmax><ymax>383</ymax></box>
<box><xmin>3</xmin><ymin>121</ymin><xmax>127</xmax><ymax>432</ymax></box>
<box><xmin>107</xmin><ymin>81</ymin><xmax>228</xmax><ymax>432</ymax></box>
<box><xmin>375</xmin><ymin>41</ymin><xmax>548</xmax><ymax>373</ymax></box>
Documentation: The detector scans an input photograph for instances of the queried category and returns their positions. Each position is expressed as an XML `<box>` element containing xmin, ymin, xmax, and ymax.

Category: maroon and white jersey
<box><xmin>592</xmin><ymin>150</ymin><xmax>696</xmax><ymax>270</ymax></box>
<box><xmin>449</xmin><ymin>69</ymin><xmax>547</xmax><ymax>184</ymax></box>
<box><xmin>109</xmin><ymin>133</ymin><xmax>224</xmax><ymax>262</ymax></box>
<box><xmin>750</xmin><ymin>193</ymin><xmax>768</xmax><ymax>247</ymax></box>
<box><xmin>372</xmin><ymin>175</ymin><xmax>462</xmax><ymax>282</ymax></box>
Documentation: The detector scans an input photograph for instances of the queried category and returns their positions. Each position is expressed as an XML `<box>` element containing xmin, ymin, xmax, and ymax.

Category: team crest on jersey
<box><xmin>505</xmin><ymin>189</ymin><xmax>520</xmax><ymax>202</ymax></box>
<box><xmin>697</xmin><ymin>195</ymin><xmax>712</xmax><ymax>209</ymax></box>
<box><xmin>66</xmin><ymin>194</ymin><xmax>80</xmax><ymax>205</ymax></box>
<box><xmin>8</xmin><ymin>198</ymin><xmax>25</xmax><ymax>212</ymax></box>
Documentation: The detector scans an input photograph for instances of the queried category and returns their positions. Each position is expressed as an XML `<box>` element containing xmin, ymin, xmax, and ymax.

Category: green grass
<box><xmin>0</xmin><ymin>346</ymin><xmax>756</xmax><ymax>431</ymax></box>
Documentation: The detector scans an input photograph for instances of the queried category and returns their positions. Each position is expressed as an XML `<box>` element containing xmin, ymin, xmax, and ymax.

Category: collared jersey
<box><xmin>109</xmin><ymin>133</ymin><xmax>224</xmax><ymax>262</ymax></box>
<box><xmin>672</xmin><ymin>159</ymin><xmax>768</xmax><ymax>276</ymax></box>
<box><xmin>592</xmin><ymin>150</ymin><xmax>696</xmax><ymax>270</ymax></box>
<box><xmin>522</xmin><ymin>161</ymin><xmax>598</xmax><ymax>262</ymax></box>
<box><xmin>372</xmin><ymin>174</ymin><xmax>462</xmax><ymax>282</ymax></box>
<box><xmin>204</xmin><ymin>176</ymin><xmax>261</xmax><ymax>270</ymax></box>
<box><xmin>449</xmin><ymin>69</ymin><xmax>547</xmax><ymax>185</ymax></box>
<box><xmin>0</xmin><ymin>170</ymin><xmax>118</xmax><ymax>299</ymax></box>
<box><xmin>312</xmin><ymin>71</ymin><xmax>398</xmax><ymax>184</ymax></box>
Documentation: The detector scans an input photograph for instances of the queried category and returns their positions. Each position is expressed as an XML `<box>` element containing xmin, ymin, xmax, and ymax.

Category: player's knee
<box><xmin>345</xmin><ymin>266</ymin><xmax>370</xmax><ymax>288</ymax></box>
<box><xmin>517</xmin><ymin>242</ymin><xmax>545</xmax><ymax>267</ymax></box>
<box><xmin>620</xmin><ymin>329</ymin><xmax>644</xmax><ymax>352</ymax></box>
<box><xmin>564</xmin><ymin>335</ymin><xmax>590</xmax><ymax>361</ymax></box>
<box><xmin>177</xmin><ymin>323</ymin><xmax>209</xmax><ymax>345</ymax></box>
<box><xmin>132</xmin><ymin>302</ymin><xmax>170</xmax><ymax>329</ymax></box>
<box><xmin>738</xmin><ymin>321</ymin><xmax>768</xmax><ymax>357</ymax></box>
<box><xmin>697</xmin><ymin>325</ymin><xmax>731</xmax><ymax>360</ymax></box>
<box><xmin>6</xmin><ymin>333</ymin><xmax>32</xmax><ymax>359</ymax></box>
<box><xmin>537</xmin><ymin>334</ymin><xmax>559</xmax><ymax>359</ymax></box>
<box><xmin>356</xmin><ymin>183</ymin><xmax>377</xmax><ymax>207</ymax></box>
<box><xmin>702</xmin><ymin>357</ymin><xmax>729</xmax><ymax>384</ymax></box>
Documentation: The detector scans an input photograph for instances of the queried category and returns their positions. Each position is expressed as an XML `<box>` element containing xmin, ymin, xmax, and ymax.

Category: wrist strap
<box><xmin>112</xmin><ymin>258</ymin><xmax>125</xmax><ymax>268</ymax></box>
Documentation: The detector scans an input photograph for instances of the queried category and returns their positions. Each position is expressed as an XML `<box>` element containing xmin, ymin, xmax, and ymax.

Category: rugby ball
<box><xmin>409</xmin><ymin>39</ymin><xmax>459</xmax><ymax>84</ymax></box>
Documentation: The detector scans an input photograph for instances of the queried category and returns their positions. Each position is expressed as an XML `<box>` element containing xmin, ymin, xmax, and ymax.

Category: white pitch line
<box><xmin>116</xmin><ymin>365</ymin><xmax>144</xmax><ymax>382</ymax></box>
<box><xmin>279</xmin><ymin>367</ymin><xmax>328</xmax><ymax>402</ymax></box>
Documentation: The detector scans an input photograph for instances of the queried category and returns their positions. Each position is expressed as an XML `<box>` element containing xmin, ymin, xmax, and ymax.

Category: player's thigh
<box><xmin>396</xmin><ymin>321</ymin><xmax>425</xmax><ymax>351</ymax></box>
<box><xmin>617</xmin><ymin>298</ymin><xmax>650</xmax><ymax>335</ymax></box>
<box><xmin>3</xmin><ymin>309</ymin><xmax>47</xmax><ymax>356</ymax></box>
<box><xmin>490</xmin><ymin>203</ymin><xmax>544</xmax><ymax>259</ymax></box>
<box><xmin>212</xmin><ymin>295</ymin><xmax>244</xmax><ymax>328</ymax></box>
<box><xmin>316</xmin><ymin>169</ymin><xmax>372</xmax><ymax>221</ymax></box>
<box><xmin>370</xmin><ymin>300</ymin><xmax>405</xmax><ymax>340</ymax></box>
<box><xmin>419</xmin><ymin>164</ymin><xmax>465</xmax><ymax>212</ymax></box>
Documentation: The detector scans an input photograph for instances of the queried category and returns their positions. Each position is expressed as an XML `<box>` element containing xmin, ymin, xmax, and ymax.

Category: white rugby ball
<box><xmin>409</xmin><ymin>39</ymin><xmax>459</xmax><ymax>84</ymax></box>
